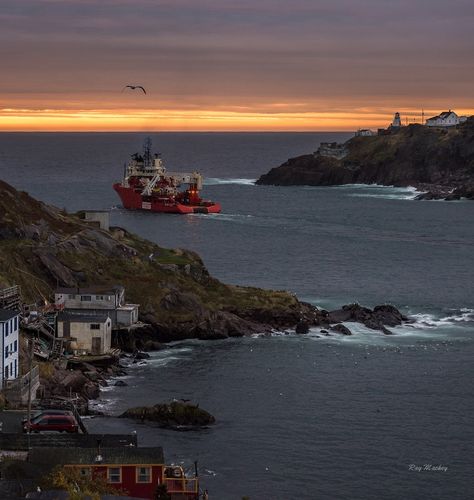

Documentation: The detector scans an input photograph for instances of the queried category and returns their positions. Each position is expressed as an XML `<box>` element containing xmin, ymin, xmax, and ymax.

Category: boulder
<box><xmin>143</xmin><ymin>340</ymin><xmax>162</xmax><ymax>351</ymax></box>
<box><xmin>295</xmin><ymin>321</ymin><xmax>309</xmax><ymax>334</ymax></box>
<box><xmin>330</xmin><ymin>323</ymin><xmax>352</xmax><ymax>335</ymax></box>
<box><xmin>133</xmin><ymin>351</ymin><xmax>150</xmax><ymax>360</ymax></box>
<box><xmin>328</xmin><ymin>303</ymin><xmax>406</xmax><ymax>333</ymax></box>
<box><xmin>82</xmin><ymin>382</ymin><xmax>100</xmax><ymax>400</ymax></box>
<box><xmin>120</xmin><ymin>401</ymin><xmax>215</xmax><ymax>430</ymax></box>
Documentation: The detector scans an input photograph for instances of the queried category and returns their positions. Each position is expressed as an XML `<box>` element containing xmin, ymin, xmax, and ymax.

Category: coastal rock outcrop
<box><xmin>0</xmin><ymin>179</ymin><xmax>319</xmax><ymax>341</ymax></box>
<box><xmin>0</xmin><ymin>179</ymin><xmax>413</xmax><ymax>348</ymax></box>
<box><xmin>256</xmin><ymin>118</ymin><xmax>474</xmax><ymax>198</ymax></box>
<box><xmin>120</xmin><ymin>401</ymin><xmax>215</xmax><ymax>430</ymax></box>
<box><xmin>328</xmin><ymin>304</ymin><xmax>408</xmax><ymax>334</ymax></box>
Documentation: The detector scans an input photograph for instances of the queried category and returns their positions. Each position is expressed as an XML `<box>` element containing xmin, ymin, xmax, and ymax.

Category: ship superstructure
<box><xmin>113</xmin><ymin>138</ymin><xmax>221</xmax><ymax>214</ymax></box>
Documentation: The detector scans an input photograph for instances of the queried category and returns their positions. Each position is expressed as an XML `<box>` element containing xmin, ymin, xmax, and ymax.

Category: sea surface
<box><xmin>0</xmin><ymin>133</ymin><xmax>473</xmax><ymax>499</ymax></box>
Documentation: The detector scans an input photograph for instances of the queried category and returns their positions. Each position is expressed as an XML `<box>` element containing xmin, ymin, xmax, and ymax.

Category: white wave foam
<box><xmin>188</xmin><ymin>212</ymin><xmax>254</xmax><ymax>224</ymax></box>
<box><xmin>411</xmin><ymin>309</ymin><xmax>474</xmax><ymax>329</ymax></box>
<box><xmin>349</xmin><ymin>186</ymin><xmax>420</xmax><ymax>200</ymax></box>
<box><xmin>205</xmin><ymin>178</ymin><xmax>256</xmax><ymax>186</ymax></box>
<box><xmin>322</xmin><ymin>183</ymin><xmax>421</xmax><ymax>200</ymax></box>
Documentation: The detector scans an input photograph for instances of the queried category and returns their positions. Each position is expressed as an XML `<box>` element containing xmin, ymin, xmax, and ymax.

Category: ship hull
<box><xmin>113</xmin><ymin>184</ymin><xmax>221</xmax><ymax>214</ymax></box>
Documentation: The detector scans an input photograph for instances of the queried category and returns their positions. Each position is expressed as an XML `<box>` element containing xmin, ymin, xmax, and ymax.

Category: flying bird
<box><xmin>122</xmin><ymin>85</ymin><xmax>146</xmax><ymax>94</ymax></box>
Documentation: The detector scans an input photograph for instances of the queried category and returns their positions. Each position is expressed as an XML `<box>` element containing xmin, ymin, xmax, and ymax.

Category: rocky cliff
<box><xmin>0</xmin><ymin>179</ymin><xmax>323</xmax><ymax>341</ymax></box>
<box><xmin>0</xmin><ymin>180</ymin><xmax>412</xmax><ymax>343</ymax></box>
<box><xmin>256</xmin><ymin>118</ymin><xmax>474</xmax><ymax>199</ymax></box>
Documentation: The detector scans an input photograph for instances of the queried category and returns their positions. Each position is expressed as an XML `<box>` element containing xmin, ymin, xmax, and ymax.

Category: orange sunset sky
<box><xmin>1</xmin><ymin>0</ymin><xmax>473</xmax><ymax>132</ymax></box>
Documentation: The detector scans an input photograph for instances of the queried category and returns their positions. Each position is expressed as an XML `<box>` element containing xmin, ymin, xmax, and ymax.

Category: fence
<box><xmin>3</xmin><ymin>365</ymin><xmax>40</xmax><ymax>407</ymax></box>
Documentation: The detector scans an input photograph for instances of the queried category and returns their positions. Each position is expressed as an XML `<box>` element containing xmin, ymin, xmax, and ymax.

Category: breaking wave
<box><xmin>345</xmin><ymin>185</ymin><xmax>421</xmax><ymax>200</ymax></box>
<box><xmin>205</xmin><ymin>178</ymin><xmax>256</xmax><ymax>186</ymax></box>
<box><xmin>410</xmin><ymin>308</ymin><xmax>474</xmax><ymax>329</ymax></box>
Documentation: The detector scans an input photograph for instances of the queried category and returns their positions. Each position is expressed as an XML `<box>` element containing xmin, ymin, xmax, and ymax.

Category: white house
<box><xmin>355</xmin><ymin>129</ymin><xmax>374</xmax><ymax>137</ymax></box>
<box><xmin>57</xmin><ymin>312</ymin><xmax>112</xmax><ymax>355</ymax></box>
<box><xmin>426</xmin><ymin>110</ymin><xmax>467</xmax><ymax>127</ymax></box>
<box><xmin>0</xmin><ymin>309</ymin><xmax>20</xmax><ymax>385</ymax></box>
<box><xmin>54</xmin><ymin>285</ymin><xmax>139</xmax><ymax>327</ymax></box>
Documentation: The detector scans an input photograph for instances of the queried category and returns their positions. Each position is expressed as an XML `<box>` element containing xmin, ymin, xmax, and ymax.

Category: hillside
<box><xmin>0</xmin><ymin>180</ymin><xmax>326</xmax><ymax>341</ymax></box>
<box><xmin>256</xmin><ymin>118</ymin><xmax>474</xmax><ymax>199</ymax></box>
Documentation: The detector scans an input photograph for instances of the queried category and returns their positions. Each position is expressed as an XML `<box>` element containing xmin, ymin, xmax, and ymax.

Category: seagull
<box><xmin>122</xmin><ymin>85</ymin><xmax>147</xmax><ymax>94</ymax></box>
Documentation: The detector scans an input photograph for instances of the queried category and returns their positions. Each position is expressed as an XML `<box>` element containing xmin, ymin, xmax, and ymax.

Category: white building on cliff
<box><xmin>426</xmin><ymin>110</ymin><xmax>467</xmax><ymax>127</ymax></box>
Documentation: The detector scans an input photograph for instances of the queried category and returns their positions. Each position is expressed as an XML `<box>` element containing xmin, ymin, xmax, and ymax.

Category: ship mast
<box><xmin>143</xmin><ymin>137</ymin><xmax>153</xmax><ymax>170</ymax></box>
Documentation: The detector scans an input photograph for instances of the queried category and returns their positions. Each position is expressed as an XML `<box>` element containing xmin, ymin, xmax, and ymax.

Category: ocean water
<box><xmin>1</xmin><ymin>133</ymin><xmax>473</xmax><ymax>499</ymax></box>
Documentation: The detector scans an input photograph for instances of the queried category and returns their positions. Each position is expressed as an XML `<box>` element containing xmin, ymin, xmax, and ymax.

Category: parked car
<box><xmin>23</xmin><ymin>414</ymin><xmax>78</xmax><ymax>433</ymax></box>
<box><xmin>21</xmin><ymin>409</ymin><xmax>73</xmax><ymax>425</ymax></box>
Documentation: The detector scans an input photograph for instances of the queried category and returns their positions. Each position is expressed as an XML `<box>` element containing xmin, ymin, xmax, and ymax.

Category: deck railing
<box><xmin>164</xmin><ymin>477</ymin><xmax>199</xmax><ymax>494</ymax></box>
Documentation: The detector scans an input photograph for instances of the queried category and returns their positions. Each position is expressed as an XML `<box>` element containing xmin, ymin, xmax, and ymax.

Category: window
<box><xmin>5</xmin><ymin>347</ymin><xmax>8</xmax><ymax>359</ymax></box>
<box><xmin>108</xmin><ymin>467</ymin><xmax>121</xmax><ymax>483</ymax></box>
<box><xmin>5</xmin><ymin>366</ymin><xmax>9</xmax><ymax>379</ymax></box>
<box><xmin>96</xmin><ymin>295</ymin><xmax>105</xmax><ymax>300</ymax></box>
<box><xmin>5</xmin><ymin>322</ymin><xmax>9</xmax><ymax>336</ymax></box>
<box><xmin>136</xmin><ymin>466</ymin><xmax>151</xmax><ymax>483</ymax></box>
<box><xmin>14</xmin><ymin>359</ymin><xmax>17</xmax><ymax>378</ymax></box>
<box><xmin>79</xmin><ymin>467</ymin><xmax>91</xmax><ymax>478</ymax></box>
<box><xmin>68</xmin><ymin>294</ymin><xmax>75</xmax><ymax>299</ymax></box>
<box><xmin>80</xmin><ymin>295</ymin><xmax>92</xmax><ymax>302</ymax></box>
<box><xmin>14</xmin><ymin>340</ymin><xmax>17</xmax><ymax>352</ymax></box>
<box><xmin>14</xmin><ymin>317</ymin><xmax>18</xmax><ymax>330</ymax></box>
<box><xmin>90</xmin><ymin>324</ymin><xmax>101</xmax><ymax>330</ymax></box>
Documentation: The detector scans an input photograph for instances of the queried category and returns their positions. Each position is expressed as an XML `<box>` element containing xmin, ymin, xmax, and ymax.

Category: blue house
<box><xmin>0</xmin><ymin>309</ymin><xmax>20</xmax><ymax>385</ymax></box>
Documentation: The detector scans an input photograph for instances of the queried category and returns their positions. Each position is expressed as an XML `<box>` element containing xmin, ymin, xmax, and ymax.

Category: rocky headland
<box><xmin>256</xmin><ymin>117</ymin><xmax>474</xmax><ymax>200</ymax></box>
<box><xmin>0</xmin><ymin>179</ymin><xmax>414</xmax><ymax>410</ymax></box>
<box><xmin>0</xmin><ymin>179</ymin><xmax>410</xmax><ymax>344</ymax></box>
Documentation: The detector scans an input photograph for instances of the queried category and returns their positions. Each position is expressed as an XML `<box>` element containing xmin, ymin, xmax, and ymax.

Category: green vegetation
<box><xmin>0</xmin><ymin>179</ymin><xmax>309</xmax><ymax>340</ymax></box>
<box><xmin>42</xmin><ymin>466</ymin><xmax>125</xmax><ymax>500</ymax></box>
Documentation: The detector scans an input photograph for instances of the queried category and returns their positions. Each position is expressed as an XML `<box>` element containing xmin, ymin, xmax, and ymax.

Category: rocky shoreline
<box><xmin>0</xmin><ymin>178</ymin><xmax>413</xmax><ymax>413</ymax></box>
<box><xmin>256</xmin><ymin>118</ymin><xmax>474</xmax><ymax>201</ymax></box>
<box><xmin>34</xmin><ymin>302</ymin><xmax>410</xmax><ymax>414</ymax></box>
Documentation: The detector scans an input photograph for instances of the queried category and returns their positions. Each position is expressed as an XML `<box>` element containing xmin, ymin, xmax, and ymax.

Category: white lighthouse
<box><xmin>392</xmin><ymin>112</ymin><xmax>401</xmax><ymax>127</ymax></box>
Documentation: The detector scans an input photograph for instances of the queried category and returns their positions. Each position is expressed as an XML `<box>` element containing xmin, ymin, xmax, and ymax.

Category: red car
<box><xmin>23</xmin><ymin>414</ymin><xmax>78</xmax><ymax>433</ymax></box>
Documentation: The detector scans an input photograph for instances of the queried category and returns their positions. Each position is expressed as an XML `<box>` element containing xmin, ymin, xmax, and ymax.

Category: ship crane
<box><xmin>113</xmin><ymin>137</ymin><xmax>220</xmax><ymax>214</ymax></box>
<box><xmin>141</xmin><ymin>171</ymin><xmax>203</xmax><ymax>196</ymax></box>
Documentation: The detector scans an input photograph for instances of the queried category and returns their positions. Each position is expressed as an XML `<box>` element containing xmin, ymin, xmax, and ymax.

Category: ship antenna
<box><xmin>143</xmin><ymin>137</ymin><xmax>153</xmax><ymax>169</ymax></box>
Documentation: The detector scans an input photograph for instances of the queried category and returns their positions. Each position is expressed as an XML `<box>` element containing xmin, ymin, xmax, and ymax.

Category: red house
<box><xmin>27</xmin><ymin>447</ymin><xmax>199</xmax><ymax>500</ymax></box>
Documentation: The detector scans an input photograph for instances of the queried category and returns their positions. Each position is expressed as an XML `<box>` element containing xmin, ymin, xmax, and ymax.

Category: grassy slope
<box><xmin>0</xmin><ymin>180</ymin><xmax>305</xmax><ymax>335</ymax></box>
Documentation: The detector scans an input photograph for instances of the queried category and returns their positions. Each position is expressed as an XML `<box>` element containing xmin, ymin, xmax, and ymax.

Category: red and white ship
<box><xmin>113</xmin><ymin>138</ymin><xmax>221</xmax><ymax>214</ymax></box>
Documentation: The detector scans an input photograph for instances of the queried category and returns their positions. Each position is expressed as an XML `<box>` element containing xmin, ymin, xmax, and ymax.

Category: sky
<box><xmin>1</xmin><ymin>0</ymin><xmax>473</xmax><ymax>131</ymax></box>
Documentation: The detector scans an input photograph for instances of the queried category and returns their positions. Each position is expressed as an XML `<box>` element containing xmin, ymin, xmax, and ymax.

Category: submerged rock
<box><xmin>120</xmin><ymin>401</ymin><xmax>215</xmax><ymax>430</ymax></box>
<box><xmin>330</xmin><ymin>323</ymin><xmax>352</xmax><ymax>335</ymax></box>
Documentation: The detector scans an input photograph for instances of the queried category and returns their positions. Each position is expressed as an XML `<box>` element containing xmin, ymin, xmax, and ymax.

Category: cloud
<box><xmin>0</xmin><ymin>0</ymin><xmax>473</xmax><ymax>129</ymax></box>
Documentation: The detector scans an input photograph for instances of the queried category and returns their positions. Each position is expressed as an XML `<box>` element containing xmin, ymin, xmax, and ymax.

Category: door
<box><xmin>92</xmin><ymin>337</ymin><xmax>102</xmax><ymax>355</ymax></box>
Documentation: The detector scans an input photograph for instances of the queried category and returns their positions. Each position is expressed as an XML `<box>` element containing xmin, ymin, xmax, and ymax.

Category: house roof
<box><xmin>0</xmin><ymin>308</ymin><xmax>19</xmax><ymax>322</ymax></box>
<box><xmin>0</xmin><ymin>432</ymin><xmax>137</xmax><ymax>451</ymax></box>
<box><xmin>427</xmin><ymin>110</ymin><xmax>457</xmax><ymax>121</ymax></box>
<box><xmin>27</xmin><ymin>446</ymin><xmax>164</xmax><ymax>466</ymax></box>
<box><xmin>55</xmin><ymin>285</ymin><xmax>124</xmax><ymax>295</ymax></box>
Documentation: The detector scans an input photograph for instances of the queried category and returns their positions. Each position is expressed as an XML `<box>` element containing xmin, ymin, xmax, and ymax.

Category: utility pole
<box><xmin>26</xmin><ymin>336</ymin><xmax>34</xmax><ymax>449</ymax></box>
